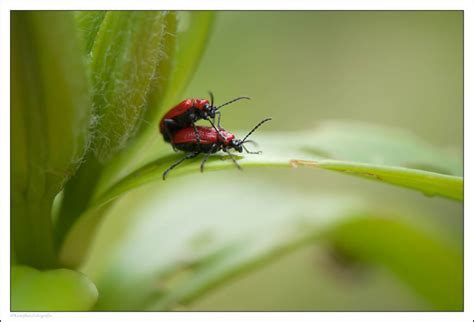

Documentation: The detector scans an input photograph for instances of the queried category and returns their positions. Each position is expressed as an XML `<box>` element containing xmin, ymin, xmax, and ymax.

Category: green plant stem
<box><xmin>55</xmin><ymin>154</ymin><xmax>103</xmax><ymax>249</ymax></box>
<box><xmin>12</xmin><ymin>198</ymin><xmax>57</xmax><ymax>269</ymax></box>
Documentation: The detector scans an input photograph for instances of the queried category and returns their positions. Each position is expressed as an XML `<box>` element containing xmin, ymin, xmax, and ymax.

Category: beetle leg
<box><xmin>216</xmin><ymin>111</ymin><xmax>222</xmax><ymax>128</ymax></box>
<box><xmin>162</xmin><ymin>152</ymin><xmax>200</xmax><ymax>180</ymax></box>
<box><xmin>200</xmin><ymin>144</ymin><xmax>217</xmax><ymax>173</ymax></box>
<box><xmin>243</xmin><ymin>139</ymin><xmax>258</xmax><ymax>146</ymax></box>
<box><xmin>226</xmin><ymin>151</ymin><xmax>242</xmax><ymax>170</ymax></box>
<box><xmin>192</xmin><ymin>123</ymin><xmax>201</xmax><ymax>149</ymax></box>
<box><xmin>164</xmin><ymin>119</ymin><xmax>178</xmax><ymax>152</ymax></box>
<box><xmin>207</xmin><ymin>117</ymin><xmax>227</xmax><ymax>142</ymax></box>
<box><xmin>243</xmin><ymin>145</ymin><xmax>262</xmax><ymax>154</ymax></box>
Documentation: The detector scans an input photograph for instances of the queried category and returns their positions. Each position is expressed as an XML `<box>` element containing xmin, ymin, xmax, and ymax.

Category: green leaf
<box><xmin>74</xmin><ymin>11</ymin><xmax>107</xmax><ymax>54</ymax></box>
<box><xmin>80</xmin><ymin>177</ymin><xmax>461</xmax><ymax>310</ymax></box>
<box><xmin>11</xmin><ymin>265</ymin><xmax>98</xmax><ymax>311</ymax></box>
<box><xmin>313</xmin><ymin>161</ymin><xmax>463</xmax><ymax>201</ymax></box>
<box><xmin>326</xmin><ymin>216</ymin><xmax>462</xmax><ymax>310</ymax></box>
<box><xmin>89</xmin><ymin>11</ymin><xmax>169</xmax><ymax>162</ymax></box>
<box><xmin>55</xmin><ymin>11</ymin><xmax>177</xmax><ymax>249</ymax></box>
<box><xmin>91</xmin><ymin>11</ymin><xmax>178</xmax><ymax>194</ymax></box>
<box><xmin>91</xmin><ymin>121</ymin><xmax>463</xmax><ymax>210</ymax></box>
<box><xmin>11</xmin><ymin>11</ymin><xmax>92</xmax><ymax>268</ymax></box>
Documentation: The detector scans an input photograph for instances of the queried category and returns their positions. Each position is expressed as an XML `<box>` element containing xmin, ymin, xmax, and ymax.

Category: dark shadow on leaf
<box><xmin>302</xmin><ymin>147</ymin><xmax>333</xmax><ymax>159</ymax></box>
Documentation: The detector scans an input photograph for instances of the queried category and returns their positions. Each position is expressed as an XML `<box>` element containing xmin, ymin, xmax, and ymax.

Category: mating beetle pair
<box><xmin>159</xmin><ymin>92</ymin><xmax>249</xmax><ymax>145</ymax></box>
<box><xmin>159</xmin><ymin>93</ymin><xmax>271</xmax><ymax>179</ymax></box>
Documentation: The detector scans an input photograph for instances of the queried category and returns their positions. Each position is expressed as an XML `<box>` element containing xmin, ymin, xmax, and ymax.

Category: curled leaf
<box><xmin>89</xmin><ymin>11</ymin><xmax>170</xmax><ymax>162</ymax></box>
<box><xmin>55</xmin><ymin>12</ymin><xmax>179</xmax><ymax>248</ymax></box>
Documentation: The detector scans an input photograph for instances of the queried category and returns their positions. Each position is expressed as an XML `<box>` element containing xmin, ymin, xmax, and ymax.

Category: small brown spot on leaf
<box><xmin>289</xmin><ymin>159</ymin><xmax>319</xmax><ymax>168</ymax></box>
<box><xmin>342</xmin><ymin>170</ymin><xmax>381</xmax><ymax>180</ymax></box>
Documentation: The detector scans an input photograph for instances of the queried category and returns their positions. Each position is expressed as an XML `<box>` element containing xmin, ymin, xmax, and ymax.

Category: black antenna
<box><xmin>241</xmin><ymin>118</ymin><xmax>272</xmax><ymax>143</ymax></box>
<box><xmin>208</xmin><ymin>91</ymin><xmax>214</xmax><ymax>107</ymax></box>
<box><xmin>216</xmin><ymin>96</ymin><xmax>251</xmax><ymax>110</ymax></box>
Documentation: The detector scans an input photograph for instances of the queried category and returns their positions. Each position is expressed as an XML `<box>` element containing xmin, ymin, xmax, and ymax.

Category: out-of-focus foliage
<box><xmin>327</xmin><ymin>216</ymin><xmax>462</xmax><ymax>310</ymax></box>
<box><xmin>11</xmin><ymin>265</ymin><xmax>98</xmax><ymax>311</ymax></box>
<box><xmin>11</xmin><ymin>11</ymin><xmax>92</xmax><ymax>269</ymax></box>
<box><xmin>80</xmin><ymin>176</ymin><xmax>461</xmax><ymax>311</ymax></box>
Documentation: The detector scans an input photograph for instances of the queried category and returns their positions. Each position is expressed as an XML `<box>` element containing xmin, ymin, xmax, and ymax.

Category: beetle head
<box><xmin>229</xmin><ymin>139</ymin><xmax>244</xmax><ymax>153</ymax></box>
<box><xmin>204</xmin><ymin>104</ymin><xmax>217</xmax><ymax>118</ymax></box>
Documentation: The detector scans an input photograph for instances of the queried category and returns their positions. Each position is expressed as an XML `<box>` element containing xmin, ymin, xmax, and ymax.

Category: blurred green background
<box><xmin>186</xmin><ymin>11</ymin><xmax>462</xmax><ymax>148</ymax></box>
<box><xmin>83</xmin><ymin>11</ymin><xmax>463</xmax><ymax>311</ymax></box>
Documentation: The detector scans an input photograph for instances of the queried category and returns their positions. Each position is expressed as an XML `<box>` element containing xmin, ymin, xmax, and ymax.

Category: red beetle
<box><xmin>159</xmin><ymin>93</ymin><xmax>250</xmax><ymax>149</ymax></box>
<box><xmin>162</xmin><ymin>118</ymin><xmax>272</xmax><ymax>180</ymax></box>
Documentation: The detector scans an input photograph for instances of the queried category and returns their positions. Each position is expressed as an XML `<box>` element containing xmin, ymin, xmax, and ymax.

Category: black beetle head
<box><xmin>203</xmin><ymin>104</ymin><xmax>217</xmax><ymax>118</ymax></box>
<box><xmin>230</xmin><ymin>139</ymin><xmax>244</xmax><ymax>153</ymax></box>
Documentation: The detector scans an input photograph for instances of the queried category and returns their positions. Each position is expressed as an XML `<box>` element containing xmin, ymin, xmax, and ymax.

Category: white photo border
<box><xmin>1</xmin><ymin>1</ymin><xmax>471</xmax><ymax>321</ymax></box>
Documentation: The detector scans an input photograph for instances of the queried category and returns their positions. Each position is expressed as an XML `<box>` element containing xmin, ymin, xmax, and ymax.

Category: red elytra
<box><xmin>159</xmin><ymin>98</ymin><xmax>210</xmax><ymax>137</ymax></box>
<box><xmin>164</xmin><ymin>99</ymin><xmax>209</xmax><ymax>119</ymax></box>
<box><xmin>162</xmin><ymin>118</ymin><xmax>272</xmax><ymax>180</ymax></box>
<box><xmin>160</xmin><ymin>99</ymin><xmax>209</xmax><ymax>130</ymax></box>
<box><xmin>172</xmin><ymin>126</ymin><xmax>235</xmax><ymax>146</ymax></box>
